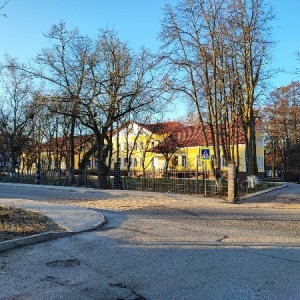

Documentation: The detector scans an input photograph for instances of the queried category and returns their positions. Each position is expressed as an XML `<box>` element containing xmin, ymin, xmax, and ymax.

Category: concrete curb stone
<box><xmin>237</xmin><ymin>182</ymin><xmax>287</xmax><ymax>201</ymax></box>
<box><xmin>0</xmin><ymin>220</ymin><xmax>106</xmax><ymax>253</ymax></box>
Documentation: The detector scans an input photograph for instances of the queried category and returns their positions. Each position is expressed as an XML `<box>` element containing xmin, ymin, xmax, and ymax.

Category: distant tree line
<box><xmin>264</xmin><ymin>82</ymin><xmax>300</xmax><ymax>180</ymax></box>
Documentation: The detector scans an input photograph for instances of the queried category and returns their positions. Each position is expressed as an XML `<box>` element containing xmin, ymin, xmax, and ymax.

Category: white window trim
<box><xmin>257</xmin><ymin>156</ymin><xmax>264</xmax><ymax>169</ymax></box>
<box><xmin>181</xmin><ymin>155</ymin><xmax>188</xmax><ymax>167</ymax></box>
<box><xmin>258</xmin><ymin>137</ymin><xmax>264</xmax><ymax>148</ymax></box>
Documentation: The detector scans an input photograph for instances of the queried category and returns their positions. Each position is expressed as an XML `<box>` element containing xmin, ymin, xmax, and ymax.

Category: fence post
<box><xmin>196</xmin><ymin>161</ymin><xmax>199</xmax><ymax>194</ymax></box>
<box><xmin>35</xmin><ymin>163</ymin><xmax>41</xmax><ymax>184</ymax></box>
<box><xmin>228</xmin><ymin>161</ymin><xmax>236</xmax><ymax>202</ymax></box>
<box><xmin>152</xmin><ymin>166</ymin><xmax>155</xmax><ymax>191</ymax></box>
<box><xmin>69</xmin><ymin>167</ymin><xmax>75</xmax><ymax>185</ymax></box>
<box><xmin>204</xmin><ymin>161</ymin><xmax>207</xmax><ymax>197</ymax></box>
<box><xmin>58</xmin><ymin>168</ymin><xmax>61</xmax><ymax>186</ymax></box>
<box><xmin>113</xmin><ymin>162</ymin><xmax>121</xmax><ymax>189</ymax></box>
<box><xmin>85</xmin><ymin>168</ymin><xmax>88</xmax><ymax>188</ymax></box>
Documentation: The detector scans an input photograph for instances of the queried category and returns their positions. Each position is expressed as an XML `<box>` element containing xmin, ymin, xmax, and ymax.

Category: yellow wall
<box><xmin>111</xmin><ymin>124</ymin><xmax>264</xmax><ymax>174</ymax></box>
<box><xmin>26</xmin><ymin>123</ymin><xmax>264</xmax><ymax>175</ymax></box>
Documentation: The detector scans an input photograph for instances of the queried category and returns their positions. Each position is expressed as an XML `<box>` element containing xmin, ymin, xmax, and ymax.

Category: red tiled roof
<box><xmin>177</xmin><ymin>125</ymin><xmax>249</xmax><ymax>147</ymax></box>
<box><xmin>177</xmin><ymin>126</ymin><xmax>250</xmax><ymax>147</ymax></box>
<box><xmin>151</xmin><ymin>124</ymin><xmax>248</xmax><ymax>151</ymax></box>
<box><xmin>41</xmin><ymin>134</ymin><xmax>95</xmax><ymax>152</ymax></box>
<box><xmin>176</xmin><ymin>126</ymin><xmax>210</xmax><ymax>147</ymax></box>
<box><xmin>140</xmin><ymin>122</ymin><xmax>185</xmax><ymax>135</ymax></box>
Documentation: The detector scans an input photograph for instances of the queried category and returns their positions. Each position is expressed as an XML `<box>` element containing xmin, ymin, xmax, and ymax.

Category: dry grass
<box><xmin>0</xmin><ymin>206</ymin><xmax>66</xmax><ymax>242</ymax></box>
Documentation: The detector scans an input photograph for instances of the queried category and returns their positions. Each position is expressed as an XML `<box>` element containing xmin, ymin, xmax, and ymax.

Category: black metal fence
<box><xmin>0</xmin><ymin>169</ymin><xmax>99</xmax><ymax>188</ymax></box>
<box><xmin>0</xmin><ymin>168</ymin><xmax>229</xmax><ymax>196</ymax></box>
<box><xmin>0</xmin><ymin>169</ymin><xmax>228</xmax><ymax>196</ymax></box>
<box><xmin>120</xmin><ymin>169</ymin><xmax>228</xmax><ymax>196</ymax></box>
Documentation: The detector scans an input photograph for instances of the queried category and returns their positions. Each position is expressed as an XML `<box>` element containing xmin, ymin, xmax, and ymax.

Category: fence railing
<box><xmin>0</xmin><ymin>169</ymin><xmax>99</xmax><ymax>188</ymax></box>
<box><xmin>0</xmin><ymin>168</ymin><xmax>229</xmax><ymax>196</ymax></box>
<box><xmin>119</xmin><ymin>168</ymin><xmax>228</xmax><ymax>196</ymax></box>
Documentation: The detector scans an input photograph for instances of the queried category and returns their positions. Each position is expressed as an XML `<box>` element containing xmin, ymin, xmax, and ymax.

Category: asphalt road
<box><xmin>1</xmin><ymin>183</ymin><xmax>300</xmax><ymax>299</ymax></box>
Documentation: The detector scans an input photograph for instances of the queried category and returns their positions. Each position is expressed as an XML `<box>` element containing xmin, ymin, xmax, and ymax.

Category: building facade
<box><xmin>112</xmin><ymin>121</ymin><xmax>265</xmax><ymax>177</ymax></box>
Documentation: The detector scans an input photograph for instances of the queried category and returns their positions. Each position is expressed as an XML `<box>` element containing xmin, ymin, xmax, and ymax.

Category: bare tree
<box><xmin>17</xmin><ymin>23</ymin><xmax>162</xmax><ymax>188</ymax></box>
<box><xmin>77</xmin><ymin>29</ymin><xmax>158</xmax><ymax>188</ymax></box>
<box><xmin>0</xmin><ymin>1</ymin><xmax>8</xmax><ymax>18</ymax></box>
<box><xmin>159</xmin><ymin>0</ymin><xmax>226</xmax><ymax>172</ymax></box>
<box><xmin>21</xmin><ymin>22</ymin><xmax>93</xmax><ymax>182</ymax></box>
<box><xmin>264</xmin><ymin>82</ymin><xmax>300</xmax><ymax>176</ymax></box>
<box><xmin>27</xmin><ymin>97</ymin><xmax>75</xmax><ymax>172</ymax></box>
<box><xmin>227</xmin><ymin>0</ymin><xmax>274</xmax><ymax>184</ymax></box>
<box><xmin>0</xmin><ymin>56</ymin><xmax>35</xmax><ymax>175</ymax></box>
<box><xmin>146</xmin><ymin>122</ymin><xmax>184</xmax><ymax>174</ymax></box>
<box><xmin>159</xmin><ymin>0</ymin><xmax>274</xmax><ymax>185</ymax></box>
<box><xmin>116</xmin><ymin>110</ymin><xmax>159</xmax><ymax>176</ymax></box>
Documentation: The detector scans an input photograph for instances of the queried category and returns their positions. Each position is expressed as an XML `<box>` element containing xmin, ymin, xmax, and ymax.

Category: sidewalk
<box><xmin>0</xmin><ymin>187</ymin><xmax>106</xmax><ymax>252</ymax></box>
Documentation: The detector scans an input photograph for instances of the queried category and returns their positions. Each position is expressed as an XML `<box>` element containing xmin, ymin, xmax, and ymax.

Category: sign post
<box><xmin>200</xmin><ymin>148</ymin><xmax>211</xmax><ymax>197</ymax></box>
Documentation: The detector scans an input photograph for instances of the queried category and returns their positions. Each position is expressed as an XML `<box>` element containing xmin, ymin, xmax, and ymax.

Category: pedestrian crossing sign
<box><xmin>200</xmin><ymin>148</ymin><xmax>211</xmax><ymax>161</ymax></box>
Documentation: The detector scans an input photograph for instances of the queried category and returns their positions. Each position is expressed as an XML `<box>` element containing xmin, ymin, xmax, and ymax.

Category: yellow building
<box><xmin>25</xmin><ymin>121</ymin><xmax>264</xmax><ymax>179</ymax></box>
<box><xmin>21</xmin><ymin>134</ymin><xmax>97</xmax><ymax>173</ymax></box>
<box><xmin>111</xmin><ymin>121</ymin><xmax>265</xmax><ymax>178</ymax></box>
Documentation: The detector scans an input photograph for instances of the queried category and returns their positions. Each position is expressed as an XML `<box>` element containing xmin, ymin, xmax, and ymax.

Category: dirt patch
<box><xmin>0</xmin><ymin>205</ymin><xmax>65</xmax><ymax>242</ymax></box>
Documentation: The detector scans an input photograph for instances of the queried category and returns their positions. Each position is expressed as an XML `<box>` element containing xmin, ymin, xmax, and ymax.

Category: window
<box><xmin>140</xmin><ymin>157</ymin><xmax>144</xmax><ymax>167</ymax></box>
<box><xmin>257</xmin><ymin>156</ymin><xmax>264</xmax><ymax>169</ymax></box>
<box><xmin>221</xmin><ymin>155</ymin><xmax>227</xmax><ymax>167</ymax></box>
<box><xmin>133</xmin><ymin>157</ymin><xmax>138</xmax><ymax>167</ymax></box>
<box><xmin>258</xmin><ymin>138</ymin><xmax>264</xmax><ymax>147</ymax></box>
<box><xmin>123</xmin><ymin>158</ymin><xmax>127</xmax><ymax>168</ymax></box>
<box><xmin>181</xmin><ymin>155</ymin><xmax>187</xmax><ymax>167</ymax></box>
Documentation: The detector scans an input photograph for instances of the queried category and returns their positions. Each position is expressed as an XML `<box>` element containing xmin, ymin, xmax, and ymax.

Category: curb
<box><xmin>0</xmin><ymin>182</ymin><xmax>105</xmax><ymax>194</ymax></box>
<box><xmin>237</xmin><ymin>183</ymin><xmax>288</xmax><ymax>202</ymax></box>
<box><xmin>0</xmin><ymin>232</ymin><xmax>73</xmax><ymax>252</ymax></box>
<box><xmin>0</xmin><ymin>215</ymin><xmax>106</xmax><ymax>253</ymax></box>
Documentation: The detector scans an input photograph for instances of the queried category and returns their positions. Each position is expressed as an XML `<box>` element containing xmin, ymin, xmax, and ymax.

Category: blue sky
<box><xmin>0</xmin><ymin>0</ymin><xmax>172</xmax><ymax>57</ymax></box>
<box><xmin>0</xmin><ymin>0</ymin><xmax>299</xmax><ymax>90</ymax></box>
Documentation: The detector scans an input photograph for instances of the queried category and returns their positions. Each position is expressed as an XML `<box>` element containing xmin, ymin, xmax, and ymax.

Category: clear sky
<box><xmin>0</xmin><ymin>0</ymin><xmax>300</xmax><ymax>91</ymax></box>
<box><xmin>0</xmin><ymin>0</ymin><xmax>173</xmax><ymax>58</ymax></box>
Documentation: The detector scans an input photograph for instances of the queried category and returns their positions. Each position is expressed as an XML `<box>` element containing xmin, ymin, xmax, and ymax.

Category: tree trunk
<box><xmin>96</xmin><ymin>127</ymin><xmax>110</xmax><ymax>189</ymax></box>
<box><xmin>68</xmin><ymin>117</ymin><xmax>76</xmax><ymax>184</ymax></box>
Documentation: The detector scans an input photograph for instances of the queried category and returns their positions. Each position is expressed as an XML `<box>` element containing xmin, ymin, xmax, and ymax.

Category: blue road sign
<box><xmin>201</xmin><ymin>148</ymin><xmax>211</xmax><ymax>161</ymax></box>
